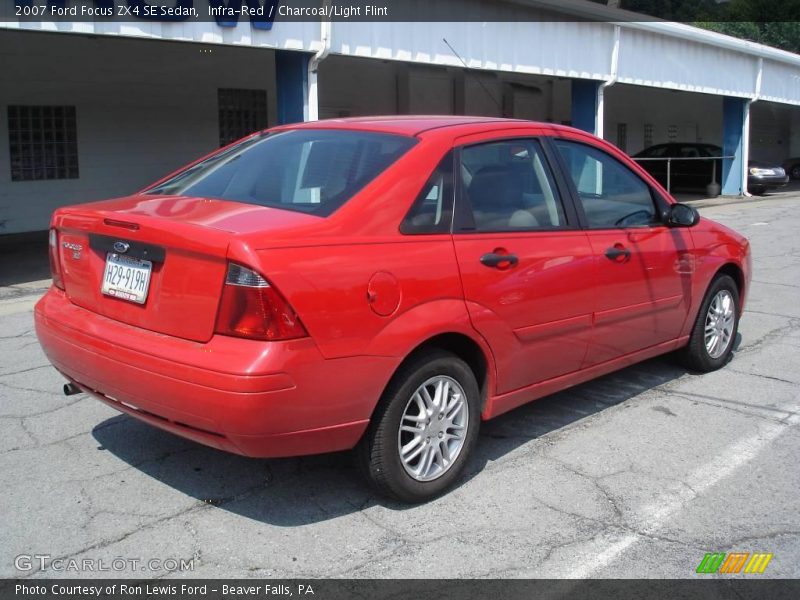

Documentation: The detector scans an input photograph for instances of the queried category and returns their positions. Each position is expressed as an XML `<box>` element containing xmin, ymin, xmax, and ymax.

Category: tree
<box><xmin>591</xmin><ymin>0</ymin><xmax>800</xmax><ymax>54</ymax></box>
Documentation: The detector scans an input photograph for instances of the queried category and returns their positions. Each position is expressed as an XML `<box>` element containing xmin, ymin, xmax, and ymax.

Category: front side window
<box><xmin>147</xmin><ymin>129</ymin><xmax>416</xmax><ymax>217</ymax></box>
<box><xmin>459</xmin><ymin>139</ymin><xmax>566</xmax><ymax>232</ymax></box>
<box><xmin>554</xmin><ymin>139</ymin><xmax>658</xmax><ymax>229</ymax></box>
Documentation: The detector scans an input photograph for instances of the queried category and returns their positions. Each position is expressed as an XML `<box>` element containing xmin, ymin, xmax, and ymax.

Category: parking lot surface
<box><xmin>1</xmin><ymin>195</ymin><xmax>798</xmax><ymax>579</ymax></box>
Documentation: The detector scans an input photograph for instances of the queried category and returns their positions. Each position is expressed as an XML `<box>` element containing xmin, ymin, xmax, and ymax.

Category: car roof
<box><xmin>274</xmin><ymin>115</ymin><xmax>581</xmax><ymax>138</ymax></box>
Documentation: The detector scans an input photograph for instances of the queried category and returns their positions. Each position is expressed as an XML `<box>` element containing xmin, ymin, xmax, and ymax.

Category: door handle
<box><xmin>480</xmin><ymin>252</ymin><xmax>519</xmax><ymax>269</ymax></box>
<box><xmin>604</xmin><ymin>245</ymin><xmax>631</xmax><ymax>262</ymax></box>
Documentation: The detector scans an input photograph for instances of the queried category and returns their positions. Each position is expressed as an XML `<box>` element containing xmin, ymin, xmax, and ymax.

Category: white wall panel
<box><xmin>0</xmin><ymin>31</ymin><xmax>277</xmax><ymax>234</ymax></box>
<box><xmin>761</xmin><ymin>59</ymin><xmax>800</xmax><ymax>106</ymax></box>
<box><xmin>331</xmin><ymin>20</ymin><xmax>614</xmax><ymax>81</ymax></box>
<box><xmin>604</xmin><ymin>85</ymin><xmax>723</xmax><ymax>156</ymax></box>
<box><xmin>616</xmin><ymin>27</ymin><xmax>758</xmax><ymax>98</ymax></box>
<box><xmin>0</xmin><ymin>18</ymin><xmax>321</xmax><ymax>52</ymax></box>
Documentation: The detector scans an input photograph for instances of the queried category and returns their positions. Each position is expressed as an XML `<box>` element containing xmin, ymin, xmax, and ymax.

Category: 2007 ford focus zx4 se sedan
<box><xmin>36</xmin><ymin>117</ymin><xmax>751</xmax><ymax>502</ymax></box>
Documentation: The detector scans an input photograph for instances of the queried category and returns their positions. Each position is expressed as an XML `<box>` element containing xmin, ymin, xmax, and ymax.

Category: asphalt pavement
<box><xmin>1</xmin><ymin>193</ymin><xmax>798</xmax><ymax>579</ymax></box>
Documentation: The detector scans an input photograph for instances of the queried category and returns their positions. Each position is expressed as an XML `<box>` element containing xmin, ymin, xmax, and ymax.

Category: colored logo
<box><xmin>696</xmin><ymin>552</ymin><xmax>773</xmax><ymax>574</ymax></box>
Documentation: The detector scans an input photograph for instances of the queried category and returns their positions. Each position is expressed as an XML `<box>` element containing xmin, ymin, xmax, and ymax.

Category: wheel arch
<box><xmin>376</xmin><ymin>331</ymin><xmax>493</xmax><ymax>417</ymax></box>
<box><xmin>716</xmin><ymin>262</ymin><xmax>745</xmax><ymax>303</ymax></box>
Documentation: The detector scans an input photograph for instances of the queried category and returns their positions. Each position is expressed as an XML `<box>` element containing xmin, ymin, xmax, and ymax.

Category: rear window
<box><xmin>146</xmin><ymin>129</ymin><xmax>417</xmax><ymax>216</ymax></box>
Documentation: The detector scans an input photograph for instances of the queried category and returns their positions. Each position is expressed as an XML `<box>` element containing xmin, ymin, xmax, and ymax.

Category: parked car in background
<box><xmin>747</xmin><ymin>159</ymin><xmax>791</xmax><ymax>195</ymax></box>
<box><xmin>781</xmin><ymin>157</ymin><xmax>800</xmax><ymax>180</ymax></box>
<box><xmin>634</xmin><ymin>143</ymin><xmax>788</xmax><ymax>195</ymax></box>
<box><xmin>36</xmin><ymin>117</ymin><xmax>751</xmax><ymax>503</ymax></box>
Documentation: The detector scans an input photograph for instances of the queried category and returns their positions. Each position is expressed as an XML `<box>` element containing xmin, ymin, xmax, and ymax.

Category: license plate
<box><xmin>101</xmin><ymin>253</ymin><xmax>152</xmax><ymax>304</ymax></box>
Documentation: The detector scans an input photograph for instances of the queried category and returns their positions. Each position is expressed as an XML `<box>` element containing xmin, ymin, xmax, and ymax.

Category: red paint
<box><xmin>35</xmin><ymin>117</ymin><xmax>751</xmax><ymax>458</ymax></box>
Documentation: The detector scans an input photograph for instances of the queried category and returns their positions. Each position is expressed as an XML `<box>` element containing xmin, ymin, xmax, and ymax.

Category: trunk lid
<box><xmin>52</xmin><ymin>194</ymin><xmax>318</xmax><ymax>343</ymax></box>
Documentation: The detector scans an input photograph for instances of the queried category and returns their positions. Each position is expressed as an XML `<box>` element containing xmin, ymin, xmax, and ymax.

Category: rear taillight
<box><xmin>215</xmin><ymin>263</ymin><xmax>307</xmax><ymax>341</ymax></box>
<box><xmin>48</xmin><ymin>228</ymin><xmax>64</xmax><ymax>290</ymax></box>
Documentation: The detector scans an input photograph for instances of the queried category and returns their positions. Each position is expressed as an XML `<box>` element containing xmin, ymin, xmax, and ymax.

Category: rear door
<box><xmin>451</xmin><ymin>136</ymin><xmax>596</xmax><ymax>394</ymax></box>
<box><xmin>550</xmin><ymin>137</ymin><xmax>694</xmax><ymax>366</ymax></box>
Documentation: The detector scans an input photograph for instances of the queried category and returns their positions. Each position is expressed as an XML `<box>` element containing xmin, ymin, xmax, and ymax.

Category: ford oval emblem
<box><xmin>113</xmin><ymin>241</ymin><xmax>130</xmax><ymax>253</ymax></box>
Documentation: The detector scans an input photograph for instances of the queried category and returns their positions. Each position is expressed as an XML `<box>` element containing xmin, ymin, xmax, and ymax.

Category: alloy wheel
<box><xmin>397</xmin><ymin>376</ymin><xmax>469</xmax><ymax>482</ymax></box>
<box><xmin>704</xmin><ymin>289</ymin><xmax>735</xmax><ymax>359</ymax></box>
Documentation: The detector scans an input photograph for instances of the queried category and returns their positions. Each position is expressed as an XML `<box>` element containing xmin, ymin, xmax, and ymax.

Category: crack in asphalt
<box><xmin>735</xmin><ymin>318</ymin><xmax>800</xmax><ymax>356</ymax></box>
<box><xmin>0</xmin><ymin>330</ymin><xmax>34</xmax><ymax>340</ymax></box>
<box><xmin>0</xmin><ymin>394</ymin><xmax>86</xmax><ymax>420</ymax></box>
<box><xmin>666</xmin><ymin>391</ymin><xmax>799</xmax><ymax>424</ymax></box>
<box><xmin>727</xmin><ymin>369</ymin><xmax>800</xmax><ymax>386</ymax></box>
<box><xmin>720</xmin><ymin>529</ymin><xmax>800</xmax><ymax>547</ymax></box>
<box><xmin>0</xmin><ymin>364</ymin><xmax>51</xmax><ymax>378</ymax></box>
<box><xmin>751</xmin><ymin>279</ymin><xmax>800</xmax><ymax>289</ymax></box>
<box><xmin>17</xmin><ymin>460</ymin><xmax>276</xmax><ymax>579</ymax></box>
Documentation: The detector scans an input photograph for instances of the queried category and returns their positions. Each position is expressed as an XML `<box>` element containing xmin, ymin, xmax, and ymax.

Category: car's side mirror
<box><xmin>666</xmin><ymin>203</ymin><xmax>700</xmax><ymax>227</ymax></box>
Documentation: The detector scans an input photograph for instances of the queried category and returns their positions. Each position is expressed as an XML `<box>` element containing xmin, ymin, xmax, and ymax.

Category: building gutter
<box><xmin>741</xmin><ymin>58</ymin><xmax>764</xmax><ymax>197</ymax></box>
<box><xmin>596</xmin><ymin>24</ymin><xmax>621</xmax><ymax>139</ymax></box>
<box><xmin>307</xmin><ymin>5</ymin><xmax>332</xmax><ymax>121</ymax></box>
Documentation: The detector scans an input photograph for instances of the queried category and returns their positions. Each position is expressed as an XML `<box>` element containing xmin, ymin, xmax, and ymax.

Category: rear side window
<box><xmin>554</xmin><ymin>139</ymin><xmax>658</xmax><ymax>229</ymax></box>
<box><xmin>401</xmin><ymin>151</ymin><xmax>454</xmax><ymax>234</ymax></box>
<box><xmin>146</xmin><ymin>130</ymin><xmax>416</xmax><ymax>217</ymax></box>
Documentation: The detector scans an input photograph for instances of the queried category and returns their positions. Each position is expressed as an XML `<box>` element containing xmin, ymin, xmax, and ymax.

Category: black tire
<box><xmin>678</xmin><ymin>274</ymin><xmax>740</xmax><ymax>372</ymax></box>
<box><xmin>790</xmin><ymin>164</ymin><xmax>800</xmax><ymax>180</ymax></box>
<box><xmin>356</xmin><ymin>349</ymin><xmax>481</xmax><ymax>503</ymax></box>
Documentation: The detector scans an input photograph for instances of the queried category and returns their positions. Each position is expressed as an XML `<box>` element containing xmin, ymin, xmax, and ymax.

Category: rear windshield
<box><xmin>146</xmin><ymin>129</ymin><xmax>417</xmax><ymax>216</ymax></box>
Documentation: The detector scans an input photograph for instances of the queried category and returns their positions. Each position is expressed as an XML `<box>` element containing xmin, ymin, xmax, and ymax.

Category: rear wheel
<box><xmin>790</xmin><ymin>164</ymin><xmax>800</xmax><ymax>180</ymax></box>
<box><xmin>678</xmin><ymin>274</ymin><xmax>740</xmax><ymax>372</ymax></box>
<box><xmin>357</xmin><ymin>349</ymin><xmax>481</xmax><ymax>503</ymax></box>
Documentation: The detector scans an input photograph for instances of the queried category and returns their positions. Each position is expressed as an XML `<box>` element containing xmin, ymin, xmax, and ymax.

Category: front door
<box><xmin>551</xmin><ymin>138</ymin><xmax>694</xmax><ymax>366</ymax></box>
<box><xmin>452</xmin><ymin>137</ymin><xmax>597</xmax><ymax>394</ymax></box>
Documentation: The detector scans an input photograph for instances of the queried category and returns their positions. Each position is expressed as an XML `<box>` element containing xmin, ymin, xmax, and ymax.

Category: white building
<box><xmin>2</xmin><ymin>0</ymin><xmax>800</xmax><ymax>234</ymax></box>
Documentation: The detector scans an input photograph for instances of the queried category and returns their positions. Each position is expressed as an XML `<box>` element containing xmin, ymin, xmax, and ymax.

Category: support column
<box><xmin>722</xmin><ymin>96</ymin><xmax>751</xmax><ymax>196</ymax></box>
<box><xmin>571</xmin><ymin>79</ymin><xmax>602</xmax><ymax>135</ymax></box>
<box><xmin>275</xmin><ymin>50</ymin><xmax>310</xmax><ymax>125</ymax></box>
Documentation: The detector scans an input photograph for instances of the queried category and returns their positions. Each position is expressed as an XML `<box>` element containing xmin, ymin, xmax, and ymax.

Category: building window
<box><xmin>643</xmin><ymin>123</ymin><xmax>654</xmax><ymax>148</ymax></box>
<box><xmin>667</xmin><ymin>124</ymin><xmax>678</xmax><ymax>142</ymax></box>
<box><xmin>616</xmin><ymin>123</ymin><xmax>628</xmax><ymax>152</ymax></box>
<box><xmin>218</xmin><ymin>88</ymin><xmax>268</xmax><ymax>147</ymax></box>
<box><xmin>8</xmin><ymin>105</ymin><xmax>78</xmax><ymax>182</ymax></box>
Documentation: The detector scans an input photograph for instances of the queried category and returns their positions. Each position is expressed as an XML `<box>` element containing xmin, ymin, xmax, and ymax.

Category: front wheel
<box><xmin>678</xmin><ymin>274</ymin><xmax>740</xmax><ymax>372</ymax></box>
<box><xmin>356</xmin><ymin>349</ymin><xmax>481</xmax><ymax>503</ymax></box>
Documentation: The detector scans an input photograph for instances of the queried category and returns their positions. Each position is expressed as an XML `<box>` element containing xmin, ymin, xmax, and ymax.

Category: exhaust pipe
<box><xmin>63</xmin><ymin>382</ymin><xmax>81</xmax><ymax>396</ymax></box>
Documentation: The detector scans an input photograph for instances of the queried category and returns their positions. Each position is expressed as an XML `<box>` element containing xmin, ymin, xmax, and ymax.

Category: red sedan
<box><xmin>35</xmin><ymin>117</ymin><xmax>751</xmax><ymax>502</ymax></box>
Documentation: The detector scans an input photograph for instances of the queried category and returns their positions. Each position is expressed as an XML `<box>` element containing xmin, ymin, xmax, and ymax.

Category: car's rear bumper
<box><xmin>34</xmin><ymin>288</ymin><xmax>396</xmax><ymax>457</ymax></box>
